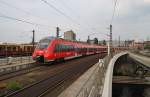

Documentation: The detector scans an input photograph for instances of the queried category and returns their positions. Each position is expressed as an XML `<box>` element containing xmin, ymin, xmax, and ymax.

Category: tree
<box><xmin>94</xmin><ymin>38</ymin><xmax>98</xmax><ymax>44</ymax></box>
<box><xmin>103</xmin><ymin>40</ymin><xmax>106</xmax><ymax>45</ymax></box>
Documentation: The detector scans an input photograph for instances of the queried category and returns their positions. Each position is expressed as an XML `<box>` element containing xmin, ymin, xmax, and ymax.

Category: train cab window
<box><xmin>37</xmin><ymin>39</ymin><xmax>51</xmax><ymax>50</ymax></box>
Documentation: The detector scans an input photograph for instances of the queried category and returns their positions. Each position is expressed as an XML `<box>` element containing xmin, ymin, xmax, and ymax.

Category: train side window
<box><xmin>74</xmin><ymin>47</ymin><xmax>77</xmax><ymax>52</ymax></box>
<box><xmin>62</xmin><ymin>45</ymin><xmax>66</xmax><ymax>52</ymax></box>
<box><xmin>66</xmin><ymin>45</ymin><xmax>68</xmax><ymax>52</ymax></box>
<box><xmin>61</xmin><ymin>44</ymin><xmax>64</xmax><ymax>52</ymax></box>
<box><xmin>69</xmin><ymin>45</ymin><xmax>71</xmax><ymax>51</ymax></box>
<box><xmin>65</xmin><ymin>45</ymin><xmax>67</xmax><ymax>52</ymax></box>
<box><xmin>68</xmin><ymin>45</ymin><xmax>71</xmax><ymax>52</ymax></box>
<box><xmin>59</xmin><ymin>45</ymin><xmax>61</xmax><ymax>52</ymax></box>
<box><xmin>68</xmin><ymin>45</ymin><xmax>70</xmax><ymax>52</ymax></box>
<box><xmin>58</xmin><ymin>44</ymin><xmax>60</xmax><ymax>52</ymax></box>
<box><xmin>56</xmin><ymin>45</ymin><xmax>59</xmax><ymax>52</ymax></box>
<box><xmin>54</xmin><ymin>44</ymin><xmax>59</xmax><ymax>52</ymax></box>
<box><xmin>71</xmin><ymin>45</ymin><xmax>74</xmax><ymax>51</ymax></box>
<box><xmin>67</xmin><ymin>45</ymin><xmax>70</xmax><ymax>52</ymax></box>
<box><xmin>69</xmin><ymin>46</ymin><xmax>71</xmax><ymax>51</ymax></box>
<box><xmin>67</xmin><ymin>46</ymin><xmax>69</xmax><ymax>52</ymax></box>
<box><xmin>66</xmin><ymin>45</ymin><xmax>69</xmax><ymax>52</ymax></box>
<box><xmin>62</xmin><ymin>45</ymin><xmax>65</xmax><ymax>52</ymax></box>
<box><xmin>59</xmin><ymin>45</ymin><xmax>63</xmax><ymax>52</ymax></box>
<box><xmin>70</xmin><ymin>45</ymin><xmax>74</xmax><ymax>51</ymax></box>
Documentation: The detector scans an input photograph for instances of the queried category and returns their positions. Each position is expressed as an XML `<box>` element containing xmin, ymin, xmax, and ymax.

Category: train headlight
<box><xmin>45</xmin><ymin>50</ymin><xmax>48</xmax><ymax>53</ymax></box>
<box><xmin>45</xmin><ymin>49</ymin><xmax>50</xmax><ymax>54</ymax></box>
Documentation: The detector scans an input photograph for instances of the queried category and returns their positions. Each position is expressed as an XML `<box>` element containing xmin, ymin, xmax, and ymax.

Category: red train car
<box><xmin>32</xmin><ymin>37</ymin><xmax>107</xmax><ymax>63</ymax></box>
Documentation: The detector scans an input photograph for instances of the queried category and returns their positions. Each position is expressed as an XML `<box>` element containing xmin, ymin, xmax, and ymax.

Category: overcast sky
<box><xmin>0</xmin><ymin>0</ymin><xmax>150</xmax><ymax>43</ymax></box>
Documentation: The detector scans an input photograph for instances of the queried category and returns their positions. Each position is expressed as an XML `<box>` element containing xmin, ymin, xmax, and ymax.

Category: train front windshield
<box><xmin>36</xmin><ymin>39</ymin><xmax>51</xmax><ymax>50</ymax></box>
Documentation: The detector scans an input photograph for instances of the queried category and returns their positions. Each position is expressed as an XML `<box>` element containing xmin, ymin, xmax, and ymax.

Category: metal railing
<box><xmin>0</xmin><ymin>56</ymin><xmax>33</xmax><ymax>65</ymax></box>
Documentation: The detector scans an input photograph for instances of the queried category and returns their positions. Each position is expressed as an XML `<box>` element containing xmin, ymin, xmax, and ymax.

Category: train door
<box><xmin>54</xmin><ymin>44</ymin><xmax>60</xmax><ymax>59</ymax></box>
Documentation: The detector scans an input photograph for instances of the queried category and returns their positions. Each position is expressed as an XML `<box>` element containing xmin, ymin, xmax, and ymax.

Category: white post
<box><xmin>107</xmin><ymin>41</ymin><xmax>110</xmax><ymax>56</ymax></box>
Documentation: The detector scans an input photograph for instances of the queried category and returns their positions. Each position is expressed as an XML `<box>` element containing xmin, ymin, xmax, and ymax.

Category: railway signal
<box><xmin>32</xmin><ymin>30</ymin><xmax>35</xmax><ymax>47</ymax></box>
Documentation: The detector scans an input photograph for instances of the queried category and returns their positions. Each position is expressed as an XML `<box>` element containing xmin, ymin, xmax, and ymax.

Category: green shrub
<box><xmin>6</xmin><ymin>81</ymin><xmax>22</xmax><ymax>91</ymax></box>
<box><xmin>0</xmin><ymin>93</ymin><xmax>6</xmax><ymax>97</ymax></box>
<box><xmin>144</xmin><ymin>45</ymin><xmax>150</xmax><ymax>50</ymax></box>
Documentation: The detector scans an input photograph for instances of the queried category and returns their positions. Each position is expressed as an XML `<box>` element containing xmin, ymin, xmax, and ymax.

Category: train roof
<box><xmin>42</xmin><ymin>36</ymin><xmax>58</xmax><ymax>40</ymax></box>
<box><xmin>42</xmin><ymin>36</ymin><xmax>107</xmax><ymax>47</ymax></box>
<box><xmin>43</xmin><ymin>36</ymin><xmax>86</xmax><ymax>43</ymax></box>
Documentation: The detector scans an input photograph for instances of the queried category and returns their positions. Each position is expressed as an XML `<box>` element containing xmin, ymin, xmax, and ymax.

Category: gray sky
<box><xmin>0</xmin><ymin>0</ymin><xmax>150</xmax><ymax>43</ymax></box>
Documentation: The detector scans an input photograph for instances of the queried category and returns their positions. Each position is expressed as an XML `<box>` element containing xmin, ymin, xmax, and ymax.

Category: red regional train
<box><xmin>32</xmin><ymin>37</ymin><xmax>107</xmax><ymax>63</ymax></box>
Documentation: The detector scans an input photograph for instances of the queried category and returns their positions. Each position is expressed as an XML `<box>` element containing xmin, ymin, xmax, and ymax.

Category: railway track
<box><xmin>0</xmin><ymin>54</ymin><xmax>92</xmax><ymax>82</ymax></box>
<box><xmin>3</xmin><ymin>53</ymin><xmax>106</xmax><ymax>97</ymax></box>
<box><xmin>0</xmin><ymin>65</ymin><xmax>45</xmax><ymax>81</ymax></box>
<box><xmin>0</xmin><ymin>55</ymin><xmax>83</xmax><ymax>82</ymax></box>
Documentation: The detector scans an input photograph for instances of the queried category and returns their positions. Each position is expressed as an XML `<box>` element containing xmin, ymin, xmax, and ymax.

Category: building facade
<box><xmin>64</xmin><ymin>30</ymin><xmax>76</xmax><ymax>41</ymax></box>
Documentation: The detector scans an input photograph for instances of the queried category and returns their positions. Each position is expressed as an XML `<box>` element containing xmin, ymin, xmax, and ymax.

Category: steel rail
<box><xmin>4</xmin><ymin>54</ymin><xmax>105</xmax><ymax>97</ymax></box>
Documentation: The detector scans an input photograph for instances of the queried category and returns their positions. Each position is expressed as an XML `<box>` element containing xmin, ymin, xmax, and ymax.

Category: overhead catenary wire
<box><xmin>0</xmin><ymin>0</ymin><xmax>32</xmax><ymax>16</ymax></box>
<box><xmin>0</xmin><ymin>0</ymin><xmax>96</xmax><ymax>34</ymax></box>
<box><xmin>0</xmin><ymin>0</ymin><xmax>59</xmax><ymax>28</ymax></box>
<box><xmin>0</xmin><ymin>0</ymin><xmax>76</xmax><ymax>32</ymax></box>
<box><xmin>55</xmin><ymin>0</ymin><xmax>94</xmax><ymax>31</ymax></box>
<box><xmin>41</xmin><ymin>0</ymin><xmax>80</xmax><ymax>26</ymax></box>
<box><xmin>0</xmin><ymin>1</ymin><xmax>75</xmax><ymax>34</ymax></box>
<box><xmin>0</xmin><ymin>13</ymin><xmax>55</xmax><ymax>29</ymax></box>
<box><xmin>0</xmin><ymin>0</ymin><xmax>109</xmax><ymax>40</ymax></box>
<box><xmin>56</xmin><ymin>0</ymin><xmax>80</xmax><ymax>19</ymax></box>
<box><xmin>40</xmin><ymin>0</ymin><xmax>94</xmax><ymax>33</ymax></box>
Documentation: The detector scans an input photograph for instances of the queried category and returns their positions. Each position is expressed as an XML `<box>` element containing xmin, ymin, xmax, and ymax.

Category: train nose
<box><xmin>32</xmin><ymin>50</ymin><xmax>45</xmax><ymax>62</ymax></box>
<box><xmin>37</xmin><ymin>50</ymin><xmax>44</xmax><ymax>55</ymax></box>
<box><xmin>32</xmin><ymin>50</ymin><xmax>44</xmax><ymax>58</ymax></box>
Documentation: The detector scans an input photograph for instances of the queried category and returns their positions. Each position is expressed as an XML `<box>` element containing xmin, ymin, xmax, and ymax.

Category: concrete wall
<box><xmin>58</xmin><ymin>52</ymin><xmax>128</xmax><ymax>97</ymax></box>
<box><xmin>58</xmin><ymin>56</ymin><xmax>111</xmax><ymax>97</ymax></box>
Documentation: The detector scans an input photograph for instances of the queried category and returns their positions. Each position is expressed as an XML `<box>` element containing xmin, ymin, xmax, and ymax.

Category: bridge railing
<box><xmin>102</xmin><ymin>52</ymin><xmax>128</xmax><ymax>97</ymax></box>
<box><xmin>75</xmin><ymin>55</ymin><xmax>111</xmax><ymax>97</ymax></box>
